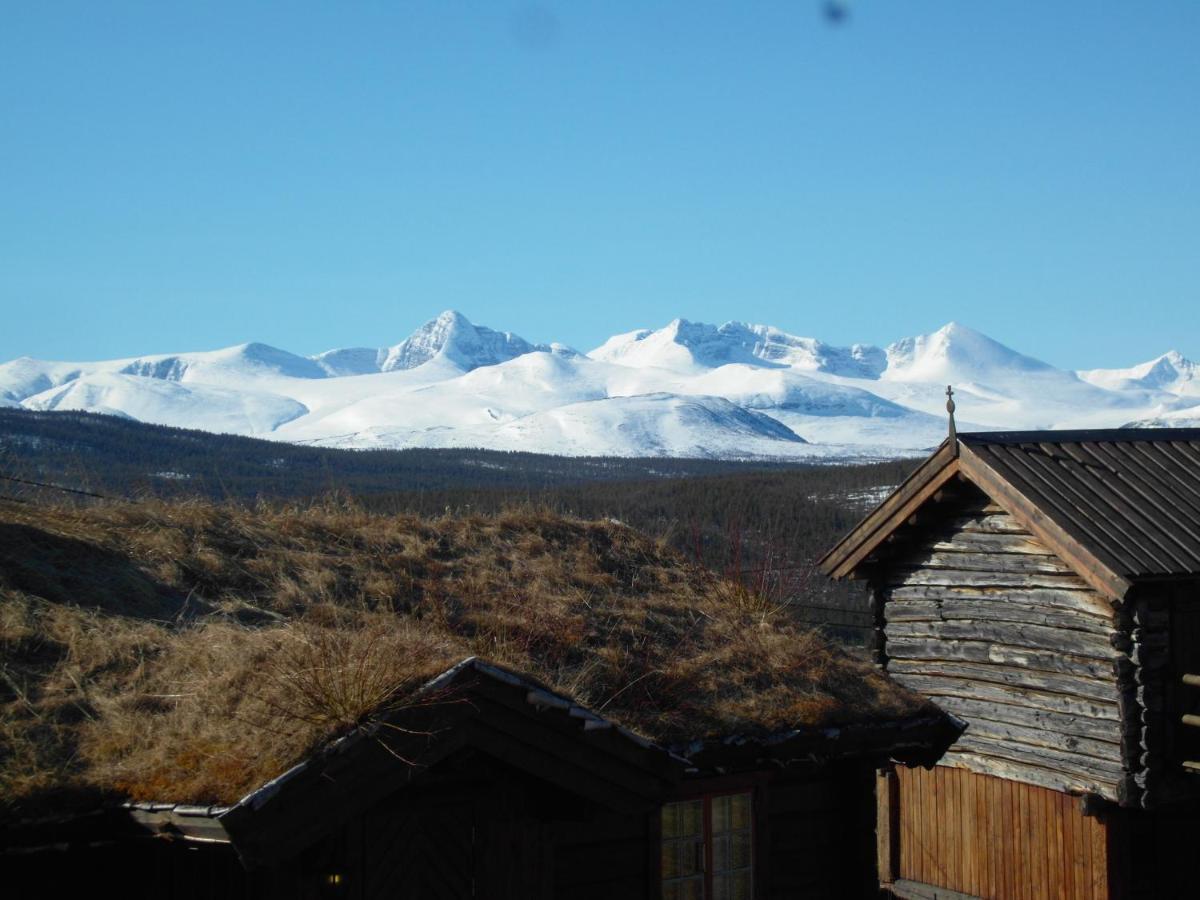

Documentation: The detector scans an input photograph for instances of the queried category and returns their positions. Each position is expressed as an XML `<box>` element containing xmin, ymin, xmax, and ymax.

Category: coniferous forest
<box><xmin>0</xmin><ymin>409</ymin><xmax>923</xmax><ymax>638</ymax></box>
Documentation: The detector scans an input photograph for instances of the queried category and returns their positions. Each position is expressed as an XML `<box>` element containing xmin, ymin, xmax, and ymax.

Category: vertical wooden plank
<box><xmin>960</xmin><ymin>768</ymin><xmax>974</xmax><ymax>896</ymax></box>
<box><xmin>983</xmin><ymin>773</ymin><xmax>995</xmax><ymax>900</ymax></box>
<box><xmin>1034</xmin><ymin>784</ymin><xmax>1048</xmax><ymax>900</ymax></box>
<box><xmin>1046</xmin><ymin>777</ymin><xmax>1065</xmax><ymax>897</ymax></box>
<box><xmin>1018</xmin><ymin>780</ymin><xmax>1031</xmax><ymax>900</ymax></box>
<box><xmin>926</xmin><ymin>768</ymin><xmax>936</xmax><ymax>888</ymax></box>
<box><xmin>1061</xmin><ymin>792</ymin><xmax>1076</xmax><ymax>900</ymax></box>
<box><xmin>997</xmin><ymin>774</ymin><xmax>1009</xmax><ymax>900</ymax></box>
<box><xmin>876</xmin><ymin>769</ymin><xmax>899</xmax><ymax>887</ymax></box>
<box><xmin>1086</xmin><ymin>810</ymin><xmax>1104</xmax><ymax>900</ymax></box>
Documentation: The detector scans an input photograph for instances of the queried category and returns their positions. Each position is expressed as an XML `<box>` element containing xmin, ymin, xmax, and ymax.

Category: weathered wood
<box><xmin>928</xmin><ymin>531</ymin><xmax>1055</xmax><ymax>555</ymax></box>
<box><xmin>885</xmin><ymin>583</ymin><xmax>1115</xmax><ymax>618</ymax></box>
<box><xmin>883</xmin><ymin>580</ymin><xmax>1113</xmax><ymax>624</ymax></box>
<box><xmin>890</xmin><ymin>673</ymin><xmax>1120</xmax><ymax>721</ymax></box>
<box><xmin>946</xmin><ymin>514</ymin><xmax>1034</xmax><ymax>535</ymax></box>
<box><xmin>889</xmin><ymin>567</ymin><xmax>1094</xmax><ymax>591</ymax></box>
<box><xmin>877</xmin><ymin>769</ymin><xmax>899</xmax><ymax>884</ymax></box>
<box><xmin>885</xmin><ymin>597</ymin><xmax>1112</xmax><ymax>633</ymax></box>
<box><xmin>885</xmin><ymin>636</ymin><xmax>1119</xmax><ymax>679</ymax></box>
<box><xmin>823</xmin><ymin>445</ymin><xmax>961</xmax><ymax>578</ymax></box>
<box><xmin>885</xmin><ymin>620</ymin><xmax>1119</xmax><ymax>660</ymax></box>
<box><xmin>949</xmin><ymin>751</ymin><xmax>1117</xmax><ymax>799</ymax></box>
<box><xmin>950</xmin><ymin>733</ymin><xmax>1124</xmax><ymax>783</ymax></box>
<box><xmin>957</xmin><ymin>444</ymin><xmax>1133</xmax><ymax>601</ymax></box>
<box><xmin>919</xmin><ymin>695</ymin><xmax>1124</xmax><ymax>744</ymax></box>
<box><xmin>959</xmin><ymin>715</ymin><xmax>1122</xmax><ymax>763</ymax></box>
<box><xmin>897</xmin><ymin>549</ymin><xmax>1076</xmax><ymax>575</ymax></box>
<box><xmin>886</xmin><ymin>659</ymin><xmax>1119</xmax><ymax>703</ymax></box>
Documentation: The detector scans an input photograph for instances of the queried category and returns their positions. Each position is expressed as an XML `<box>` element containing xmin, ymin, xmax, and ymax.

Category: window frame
<box><xmin>659</xmin><ymin>783</ymin><xmax>760</xmax><ymax>900</ymax></box>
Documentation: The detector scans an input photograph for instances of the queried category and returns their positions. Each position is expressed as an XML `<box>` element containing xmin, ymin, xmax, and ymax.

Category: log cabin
<box><xmin>819</xmin><ymin>427</ymin><xmax>1200</xmax><ymax>900</ymax></box>
<box><xmin>1</xmin><ymin>656</ymin><xmax>955</xmax><ymax>899</ymax></box>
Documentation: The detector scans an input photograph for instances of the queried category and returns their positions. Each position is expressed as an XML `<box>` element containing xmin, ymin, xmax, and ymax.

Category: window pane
<box><xmin>730</xmin><ymin>830</ymin><xmax>752</xmax><ymax>869</ymax></box>
<box><xmin>712</xmin><ymin>833</ymin><xmax>728</xmax><ymax>871</ymax></box>
<box><xmin>662</xmin><ymin>802</ymin><xmax>679</xmax><ymax>838</ymax></box>
<box><xmin>712</xmin><ymin>794</ymin><xmax>731</xmax><ymax>833</ymax></box>
<box><xmin>714</xmin><ymin>871</ymin><xmax>753</xmax><ymax>900</ymax></box>
<box><xmin>663</xmin><ymin>799</ymin><xmax>703</xmax><ymax>839</ymax></box>
<box><xmin>730</xmin><ymin>792</ymin><xmax>751</xmax><ymax>830</ymax></box>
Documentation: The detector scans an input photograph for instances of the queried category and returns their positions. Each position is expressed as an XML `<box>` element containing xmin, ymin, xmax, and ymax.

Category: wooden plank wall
<box><xmin>878</xmin><ymin>494</ymin><xmax>1133</xmax><ymax>800</ymax></box>
<box><xmin>892</xmin><ymin>765</ymin><xmax>1109</xmax><ymax>900</ymax></box>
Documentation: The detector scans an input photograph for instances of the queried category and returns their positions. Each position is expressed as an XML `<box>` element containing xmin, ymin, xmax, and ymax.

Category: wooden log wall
<box><xmin>887</xmin><ymin>764</ymin><xmax>1110</xmax><ymax>900</ymax></box>
<box><xmin>874</xmin><ymin>492</ymin><xmax>1137</xmax><ymax>801</ymax></box>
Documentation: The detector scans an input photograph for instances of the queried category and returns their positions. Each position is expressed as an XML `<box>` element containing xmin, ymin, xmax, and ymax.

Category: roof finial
<box><xmin>946</xmin><ymin>385</ymin><xmax>958</xmax><ymax>450</ymax></box>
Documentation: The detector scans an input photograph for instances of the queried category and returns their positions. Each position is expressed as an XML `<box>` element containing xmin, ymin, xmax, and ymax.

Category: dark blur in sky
<box><xmin>2</xmin><ymin>1</ymin><xmax>1197</xmax><ymax>366</ymax></box>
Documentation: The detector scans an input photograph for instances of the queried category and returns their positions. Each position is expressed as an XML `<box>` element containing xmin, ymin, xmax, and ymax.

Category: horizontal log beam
<box><xmin>886</xmin><ymin>659</ymin><xmax>1119</xmax><ymax>703</ymax></box>
<box><xmin>940</xmin><ymin>752</ymin><xmax>1118</xmax><ymax>801</ymax></box>
<box><xmin>885</xmin><ymin>598</ymin><xmax>1112</xmax><ymax>634</ymax></box>
<box><xmin>911</xmin><ymin>694</ymin><xmax>1125</xmax><ymax>744</ymax></box>
<box><xmin>889</xmin><ymin>568</ymin><xmax>1093</xmax><ymax>591</ymax></box>
<box><xmin>886</xmin><ymin>620</ymin><xmax>1119</xmax><ymax>660</ymax></box>
<box><xmin>885</xmin><ymin>637</ymin><xmax>1120</xmax><ymax>679</ymax></box>
<box><xmin>884</xmin><ymin>584</ymin><xmax>1114</xmax><ymax>619</ymax></box>
<box><xmin>891</xmin><ymin>673</ymin><xmax>1120</xmax><ymax>721</ymax></box>
<box><xmin>895</xmin><ymin>550</ymin><xmax>1076</xmax><ymax>576</ymax></box>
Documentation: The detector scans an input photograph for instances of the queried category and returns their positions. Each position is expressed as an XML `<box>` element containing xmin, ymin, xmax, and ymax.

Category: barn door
<box><xmin>361</xmin><ymin>792</ymin><xmax>553</xmax><ymax>900</ymax></box>
<box><xmin>363</xmin><ymin>801</ymin><xmax>476</xmax><ymax>900</ymax></box>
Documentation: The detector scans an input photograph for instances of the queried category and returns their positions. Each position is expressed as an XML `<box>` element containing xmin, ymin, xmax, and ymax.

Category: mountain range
<box><xmin>2</xmin><ymin>310</ymin><xmax>1196</xmax><ymax>459</ymax></box>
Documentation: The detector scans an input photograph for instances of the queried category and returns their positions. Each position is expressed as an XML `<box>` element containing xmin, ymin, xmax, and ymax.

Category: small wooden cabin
<box><xmin>3</xmin><ymin>657</ymin><xmax>955</xmax><ymax>899</ymax></box>
<box><xmin>820</xmin><ymin>428</ymin><xmax>1200</xmax><ymax>900</ymax></box>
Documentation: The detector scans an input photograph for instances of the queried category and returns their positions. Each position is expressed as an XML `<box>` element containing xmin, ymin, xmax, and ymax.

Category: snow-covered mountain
<box><xmin>3</xmin><ymin>312</ymin><xmax>1196</xmax><ymax>459</ymax></box>
<box><xmin>310</xmin><ymin>310</ymin><xmax>552</xmax><ymax>377</ymax></box>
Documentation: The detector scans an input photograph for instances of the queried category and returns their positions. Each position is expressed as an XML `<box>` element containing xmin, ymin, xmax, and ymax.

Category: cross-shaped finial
<box><xmin>946</xmin><ymin>385</ymin><xmax>957</xmax><ymax>446</ymax></box>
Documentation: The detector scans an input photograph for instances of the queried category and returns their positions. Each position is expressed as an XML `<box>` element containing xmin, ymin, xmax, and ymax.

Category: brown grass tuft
<box><xmin>0</xmin><ymin>497</ymin><xmax>929</xmax><ymax>813</ymax></box>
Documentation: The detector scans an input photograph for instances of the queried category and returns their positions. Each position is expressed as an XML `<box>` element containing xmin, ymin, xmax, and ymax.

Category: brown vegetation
<box><xmin>0</xmin><ymin>497</ymin><xmax>927</xmax><ymax>813</ymax></box>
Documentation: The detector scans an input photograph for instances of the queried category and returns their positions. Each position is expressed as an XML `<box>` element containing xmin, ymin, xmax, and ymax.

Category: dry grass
<box><xmin>0</xmin><ymin>497</ymin><xmax>928</xmax><ymax>814</ymax></box>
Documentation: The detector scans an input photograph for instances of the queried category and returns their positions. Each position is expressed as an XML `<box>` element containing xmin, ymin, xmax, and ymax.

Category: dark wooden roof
<box><xmin>960</xmin><ymin>430</ymin><xmax>1200</xmax><ymax>579</ymax></box>
<box><xmin>819</xmin><ymin>428</ymin><xmax>1200</xmax><ymax>600</ymax></box>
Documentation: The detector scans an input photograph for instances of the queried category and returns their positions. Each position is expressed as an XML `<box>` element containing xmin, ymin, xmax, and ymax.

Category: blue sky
<box><xmin>2</xmin><ymin>1</ymin><xmax>1197</xmax><ymax>369</ymax></box>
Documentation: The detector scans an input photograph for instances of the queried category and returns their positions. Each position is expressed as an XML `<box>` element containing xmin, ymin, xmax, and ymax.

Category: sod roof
<box><xmin>0</xmin><ymin>497</ymin><xmax>935</xmax><ymax>814</ymax></box>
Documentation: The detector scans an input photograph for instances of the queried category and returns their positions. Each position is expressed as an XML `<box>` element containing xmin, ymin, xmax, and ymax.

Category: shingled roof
<box><xmin>818</xmin><ymin>428</ymin><xmax>1200</xmax><ymax>600</ymax></box>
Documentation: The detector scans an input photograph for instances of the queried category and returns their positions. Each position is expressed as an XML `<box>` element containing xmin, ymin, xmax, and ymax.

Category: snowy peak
<box><xmin>119</xmin><ymin>342</ymin><xmax>328</xmax><ymax>382</ymax></box>
<box><xmin>588</xmin><ymin>318</ymin><xmax>885</xmax><ymax>377</ymax></box>
<box><xmin>1079</xmin><ymin>350</ymin><xmax>1199</xmax><ymax>395</ymax></box>
<box><xmin>883</xmin><ymin>322</ymin><xmax>1054</xmax><ymax>384</ymax></box>
<box><xmin>3</xmin><ymin>313</ymin><xmax>1197</xmax><ymax>459</ymax></box>
<box><xmin>380</xmin><ymin>310</ymin><xmax>548</xmax><ymax>373</ymax></box>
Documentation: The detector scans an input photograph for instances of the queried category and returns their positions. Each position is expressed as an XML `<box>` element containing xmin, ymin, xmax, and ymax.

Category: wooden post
<box><xmin>877</xmin><ymin>766</ymin><xmax>900</xmax><ymax>887</ymax></box>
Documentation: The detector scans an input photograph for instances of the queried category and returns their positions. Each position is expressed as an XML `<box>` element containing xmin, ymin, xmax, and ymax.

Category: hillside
<box><xmin>0</xmin><ymin>498</ymin><xmax>926</xmax><ymax>815</ymax></box>
<box><xmin>0</xmin><ymin>408</ymin><xmax>919</xmax><ymax>620</ymax></box>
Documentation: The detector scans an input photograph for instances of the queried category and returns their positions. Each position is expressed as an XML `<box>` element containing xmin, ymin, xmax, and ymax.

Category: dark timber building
<box><xmin>3</xmin><ymin>657</ymin><xmax>955</xmax><ymax>899</ymax></box>
<box><xmin>820</xmin><ymin>428</ymin><xmax>1200</xmax><ymax>899</ymax></box>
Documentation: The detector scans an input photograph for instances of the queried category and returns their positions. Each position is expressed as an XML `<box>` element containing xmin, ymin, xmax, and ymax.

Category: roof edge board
<box><xmin>817</xmin><ymin>440</ymin><xmax>958</xmax><ymax>578</ymax></box>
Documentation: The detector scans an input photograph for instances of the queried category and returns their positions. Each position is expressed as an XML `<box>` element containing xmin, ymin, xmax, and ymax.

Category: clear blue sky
<box><xmin>2</xmin><ymin>1</ymin><xmax>1197</xmax><ymax>369</ymax></box>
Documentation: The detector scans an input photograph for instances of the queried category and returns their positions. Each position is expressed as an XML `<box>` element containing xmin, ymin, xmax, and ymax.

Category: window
<box><xmin>661</xmin><ymin>791</ymin><xmax>753</xmax><ymax>900</ymax></box>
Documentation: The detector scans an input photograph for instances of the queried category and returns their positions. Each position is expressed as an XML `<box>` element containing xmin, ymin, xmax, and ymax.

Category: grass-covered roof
<box><xmin>0</xmin><ymin>497</ymin><xmax>930</xmax><ymax>814</ymax></box>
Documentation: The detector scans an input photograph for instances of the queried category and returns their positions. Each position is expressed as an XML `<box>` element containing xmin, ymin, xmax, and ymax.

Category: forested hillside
<box><xmin>0</xmin><ymin>409</ymin><xmax>920</xmax><ymax>635</ymax></box>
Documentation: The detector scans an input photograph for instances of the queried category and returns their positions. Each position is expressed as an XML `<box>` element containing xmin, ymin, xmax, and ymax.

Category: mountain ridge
<box><xmin>3</xmin><ymin>311</ymin><xmax>1197</xmax><ymax>459</ymax></box>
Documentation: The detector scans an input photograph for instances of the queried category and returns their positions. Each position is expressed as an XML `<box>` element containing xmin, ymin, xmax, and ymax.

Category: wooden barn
<box><xmin>819</xmin><ymin>427</ymin><xmax>1200</xmax><ymax>899</ymax></box>
<box><xmin>2</xmin><ymin>657</ymin><xmax>956</xmax><ymax>899</ymax></box>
